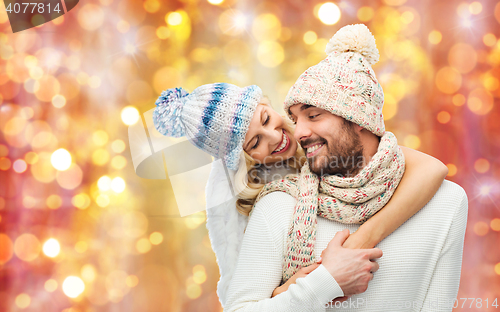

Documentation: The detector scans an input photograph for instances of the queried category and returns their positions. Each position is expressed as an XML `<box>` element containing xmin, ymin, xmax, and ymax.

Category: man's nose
<box><xmin>293</xmin><ymin>118</ymin><xmax>311</xmax><ymax>143</ymax></box>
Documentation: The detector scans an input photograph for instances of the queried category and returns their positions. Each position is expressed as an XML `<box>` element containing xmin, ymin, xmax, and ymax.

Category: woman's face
<box><xmin>243</xmin><ymin>104</ymin><xmax>297</xmax><ymax>164</ymax></box>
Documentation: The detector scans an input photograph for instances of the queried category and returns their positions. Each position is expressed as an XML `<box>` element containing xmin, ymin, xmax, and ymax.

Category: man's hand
<box><xmin>321</xmin><ymin>229</ymin><xmax>383</xmax><ymax>296</ymax></box>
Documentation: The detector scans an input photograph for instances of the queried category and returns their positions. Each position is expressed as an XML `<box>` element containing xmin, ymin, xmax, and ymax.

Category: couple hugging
<box><xmin>153</xmin><ymin>24</ymin><xmax>468</xmax><ymax>311</ymax></box>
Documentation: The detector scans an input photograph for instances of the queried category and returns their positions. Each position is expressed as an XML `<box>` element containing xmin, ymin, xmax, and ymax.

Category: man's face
<box><xmin>289</xmin><ymin>104</ymin><xmax>364</xmax><ymax>177</ymax></box>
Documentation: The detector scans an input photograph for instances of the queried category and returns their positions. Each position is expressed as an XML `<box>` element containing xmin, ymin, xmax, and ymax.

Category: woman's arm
<box><xmin>225</xmin><ymin>192</ymin><xmax>344</xmax><ymax>311</ymax></box>
<box><xmin>272</xmin><ymin>263</ymin><xmax>319</xmax><ymax>297</ymax></box>
<box><xmin>342</xmin><ymin>147</ymin><xmax>449</xmax><ymax>249</ymax></box>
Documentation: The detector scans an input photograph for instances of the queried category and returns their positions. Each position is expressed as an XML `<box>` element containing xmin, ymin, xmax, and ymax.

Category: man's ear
<box><xmin>355</xmin><ymin>125</ymin><xmax>364</xmax><ymax>132</ymax></box>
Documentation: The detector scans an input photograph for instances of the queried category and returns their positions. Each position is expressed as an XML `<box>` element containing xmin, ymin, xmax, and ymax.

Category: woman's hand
<box><xmin>331</xmin><ymin>296</ymin><xmax>350</xmax><ymax>303</ymax></box>
<box><xmin>318</xmin><ymin>229</ymin><xmax>376</xmax><ymax>261</ymax></box>
<box><xmin>341</xmin><ymin>229</ymin><xmax>377</xmax><ymax>249</ymax></box>
<box><xmin>271</xmin><ymin>263</ymin><xmax>320</xmax><ymax>297</ymax></box>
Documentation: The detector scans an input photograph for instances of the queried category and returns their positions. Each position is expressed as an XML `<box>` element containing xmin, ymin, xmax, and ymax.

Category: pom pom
<box><xmin>325</xmin><ymin>24</ymin><xmax>380</xmax><ymax>65</ymax></box>
<box><xmin>152</xmin><ymin>87</ymin><xmax>189</xmax><ymax>137</ymax></box>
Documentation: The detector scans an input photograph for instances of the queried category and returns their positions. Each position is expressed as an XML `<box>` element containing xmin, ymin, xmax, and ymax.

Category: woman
<box><xmin>152</xmin><ymin>82</ymin><xmax>448</xmax><ymax>307</ymax></box>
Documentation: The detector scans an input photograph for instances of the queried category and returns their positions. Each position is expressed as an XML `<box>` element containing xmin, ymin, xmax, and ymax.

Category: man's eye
<box><xmin>309</xmin><ymin>114</ymin><xmax>320</xmax><ymax>119</ymax></box>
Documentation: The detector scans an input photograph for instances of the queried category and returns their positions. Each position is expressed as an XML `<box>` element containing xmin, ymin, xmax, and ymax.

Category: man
<box><xmin>225</xmin><ymin>24</ymin><xmax>467</xmax><ymax>311</ymax></box>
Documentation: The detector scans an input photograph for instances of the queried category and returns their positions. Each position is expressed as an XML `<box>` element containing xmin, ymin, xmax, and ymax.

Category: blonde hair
<box><xmin>234</xmin><ymin>116</ymin><xmax>305</xmax><ymax>216</ymax></box>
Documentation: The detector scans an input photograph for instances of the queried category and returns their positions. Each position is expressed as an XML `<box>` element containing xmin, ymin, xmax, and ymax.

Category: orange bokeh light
<box><xmin>0</xmin><ymin>157</ymin><xmax>11</xmax><ymax>171</ymax></box>
<box><xmin>491</xmin><ymin>219</ymin><xmax>500</xmax><ymax>232</ymax></box>
<box><xmin>474</xmin><ymin>158</ymin><xmax>490</xmax><ymax>173</ymax></box>
<box><xmin>446</xmin><ymin>164</ymin><xmax>457</xmax><ymax>177</ymax></box>
<box><xmin>0</xmin><ymin>234</ymin><xmax>14</xmax><ymax>264</ymax></box>
<box><xmin>473</xmin><ymin>222</ymin><xmax>489</xmax><ymax>236</ymax></box>
<box><xmin>437</xmin><ymin>111</ymin><xmax>451</xmax><ymax>124</ymax></box>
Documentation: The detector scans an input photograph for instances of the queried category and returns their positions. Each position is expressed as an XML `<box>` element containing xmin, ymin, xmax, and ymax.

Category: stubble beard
<box><xmin>307</xmin><ymin>121</ymin><xmax>364</xmax><ymax>177</ymax></box>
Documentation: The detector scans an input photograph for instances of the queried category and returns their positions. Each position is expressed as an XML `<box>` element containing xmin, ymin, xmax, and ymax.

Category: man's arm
<box><xmin>420</xmin><ymin>187</ymin><xmax>468</xmax><ymax>311</ymax></box>
<box><xmin>225</xmin><ymin>192</ymin><xmax>343</xmax><ymax>312</ymax></box>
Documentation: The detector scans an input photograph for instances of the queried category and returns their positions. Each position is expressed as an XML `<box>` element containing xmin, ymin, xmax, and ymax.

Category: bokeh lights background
<box><xmin>0</xmin><ymin>0</ymin><xmax>499</xmax><ymax>311</ymax></box>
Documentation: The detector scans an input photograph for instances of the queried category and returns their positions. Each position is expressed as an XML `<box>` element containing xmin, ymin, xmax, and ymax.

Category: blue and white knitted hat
<box><xmin>153</xmin><ymin>83</ymin><xmax>262</xmax><ymax>170</ymax></box>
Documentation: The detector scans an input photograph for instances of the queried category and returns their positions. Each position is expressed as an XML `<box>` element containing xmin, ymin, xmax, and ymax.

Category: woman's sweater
<box><xmin>205</xmin><ymin>160</ymin><xmax>297</xmax><ymax>307</ymax></box>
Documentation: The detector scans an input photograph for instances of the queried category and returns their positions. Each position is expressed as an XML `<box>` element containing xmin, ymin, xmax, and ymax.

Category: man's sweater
<box><xmin>225</xmin><ymin>180</ymin><xmax>468</xmax><ymax>311</ymax></box>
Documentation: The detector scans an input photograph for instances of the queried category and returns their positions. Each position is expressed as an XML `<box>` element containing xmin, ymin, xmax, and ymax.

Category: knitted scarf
<box><xmin>255</xmin><ymin>132</ymin><xmax>405</xmax><ymax>283</ymax></box>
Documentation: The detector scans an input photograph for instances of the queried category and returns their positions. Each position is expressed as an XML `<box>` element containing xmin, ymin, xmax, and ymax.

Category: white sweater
<box><xmin>225</xmin><ymin>180</ymin><xmax>468</xmax><ymax>311</ymax></box>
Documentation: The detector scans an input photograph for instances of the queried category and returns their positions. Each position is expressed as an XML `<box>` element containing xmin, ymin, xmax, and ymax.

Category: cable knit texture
<box><xmin>256</xmin><ymin>132</ymin><xmax>405</xmax><ymax>283</ymax></box>
<box><xmin>225</xmin><ymin>181</ymin><xmax>468</xmax><ymax>311</ymax></box>
<box><xmin>284</xmin><ymin>24</ymin><xmax>385</xmax><ymax>136</ymax></box>
<box><xmin>153</xmin><ymin>83</ymin><xmax>261</xmax><ymax>170</ymax></box>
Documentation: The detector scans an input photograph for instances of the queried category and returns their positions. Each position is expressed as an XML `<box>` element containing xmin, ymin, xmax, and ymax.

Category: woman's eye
<box><xmin>252</xmin><ymin>136</ymin><xmax>260</xmax><ymax>149</ymax></box>
<box><xmin>309</xmin><ymin>114</ymin><xmax>320</xmax><ymax>119</ymax></box>
<box><xmin>263</xmin><ymin>114</ymin><xmax>270</xmax><ymax>126</ymax></box>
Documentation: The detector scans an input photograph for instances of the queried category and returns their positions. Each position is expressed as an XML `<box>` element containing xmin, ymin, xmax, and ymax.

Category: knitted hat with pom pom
<box><xmin>152</xmin><ymin>83</ymin><xmax>261</xmax><ymax>170</ymax></box>
<box><xmin>284</xmin><ymin>24</ymin><xmax>385</xmax><ymax>136</ymax></box>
